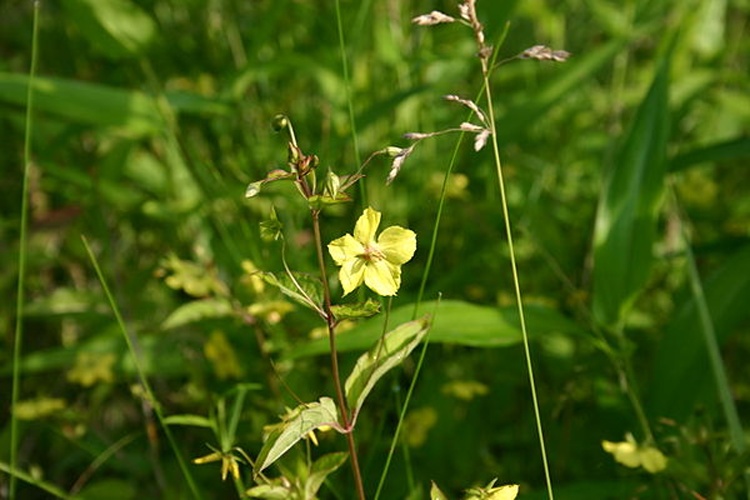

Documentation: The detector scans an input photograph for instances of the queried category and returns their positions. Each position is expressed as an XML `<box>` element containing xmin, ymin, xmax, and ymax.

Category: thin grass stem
<box><xmin>668</xmin><ymin>183</ymin><xmax>750</xmax><ymax>497</ymax></box>
<box><xmin>481</xmin><ymin>54</ymin><xmax>555</xmax><ymax>500</ymax></box>
<box><xmin>81</xmin><ymin>236</ymin><xmax>203</xmax><ymax>500</ymax></box>
<box><xmin>334</xmin><ymin>0</ymin><xmax>365</xmax><ymax>205</ymax></box>
<box><xmin>10</xmin><ymin>3</ymin><xmax>40</xmax><ymax>499</ymax></box>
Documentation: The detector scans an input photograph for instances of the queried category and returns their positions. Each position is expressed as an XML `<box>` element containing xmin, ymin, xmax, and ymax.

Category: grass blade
<box><xmin>10</xmin><ymin>3</ymin><xmax>40</xmax><ymax>498</ymax></box>
<box><xmin>592</xmin><ymin>55</ymin><xmax>671</xmax><ymax>325</ymax></box>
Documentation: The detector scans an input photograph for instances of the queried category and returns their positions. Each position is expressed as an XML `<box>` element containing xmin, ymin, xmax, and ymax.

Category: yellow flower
<box><xmin>328</xmin><ymin>207</ymin><xmax>416</xmax><ymax>296</ymax></box>
<box><xmin>602</xmin><ymin>433</ymin><xmax>667</xmax><ymax>473</ymax></box>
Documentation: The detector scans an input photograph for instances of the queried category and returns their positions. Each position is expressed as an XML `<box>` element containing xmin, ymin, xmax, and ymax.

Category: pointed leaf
<box><xmin>261</xmin><ymin>272</ymin><xmax>323</xmax><ymax>312</ymax></box>
<box><xmin>254</xmin><ymin>397</ymin><xmax>339</xmax><ymax>474</ymax></box>
<box><xmin>592</xmin><ymin>55</ymin><xmax>671</xmax><ymax>325</ymax></box>
<box><xmin>345</xmin><ymin>317</ymin><xmax>430</xmax><ymax>420</ymax></box>
<box><xmin>305</xmin><ymin>452</ymin><xmax>348</xmax><ymax>499</ymax></box>
<box><xmin>430</xmin><ymin>481</ymin><xmax>449</xmax><ymax>500</ymax></box>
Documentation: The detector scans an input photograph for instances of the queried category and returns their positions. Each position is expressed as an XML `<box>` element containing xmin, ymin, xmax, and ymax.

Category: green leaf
<box><xmin>345</xmin><ymin>317</ymin><xmax>430</xmax><ymax>420</ymax></box>
<box><xmin>261</xmin><ymin>271</ymin><xmax>323</xmax><ymax>312</ymax></box>
<box><xmin>592</xmin><ymin>54</ymin><xmax>671</xmax><ymax>326</ymax></box>
<box><xmin>304</xmin><ymin>452</ymin><xmax>348</xmax><ymax>500</ymax></box>
<box><xmin>285</xmin><ymin>300</ymin><xmax>584</xmax><ymax>359</ymax></box>
<box><xmin>254</xmin><ymin>397</ymin><xmax>340</xmax><ymax>474</ymax></box>
<box><xmin>245</xmin><ymin>484</ymin><xmax>292</xmax><ymax>500</ymax></box>
<box><xmin>163</xmin><ymin>414</ymin><xmax>214</xmax><ymax>429</ymax></box>
<box><xmin>0</xmin><ymin>73</ymin><xmax>162</xmax><ymax>137</ymax></box>
<box><xmin>430</xmin><ymin>481</ymin><xmax>449</xmax><ymax>500</ymax></box>
<box><xmin>330</xmin><ymin>299</ymin><xmax>381</xmax><ymax>320</ymax></box>
<box><xmin>648</xmin><ymin>244</ymin><xmax>750</xmax><ymax>420</ymax></box>
<box><xmin>668</xmin><ymin>136</ymin><xmax>750</xmax><ymax>172</ymax></box>
<box><xmin>161</xmin><ymin>298</ymin><xmax>234</xmax><ymax>330</ymax></box>
<box><xmin>61</xmin><ymin>0</ymin><xmax>156</xmax><ymax>59</ymax></box>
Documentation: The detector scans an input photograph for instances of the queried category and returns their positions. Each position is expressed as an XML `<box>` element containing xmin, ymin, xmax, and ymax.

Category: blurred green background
<box><xmin>2</xmin><ymin>0</ymin><xmax>749</xmax><ymax>498</ymax></box>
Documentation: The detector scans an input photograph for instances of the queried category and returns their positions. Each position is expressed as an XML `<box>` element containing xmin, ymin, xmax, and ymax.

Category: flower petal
<box><xmin>353</xmin><ymin>207</ymin><xmax>381</xmax><ymax>244</ymax></box>
<box><xmin>340</xmin><ymin>257</ymin><xmax>366</xmax><ymax>296</ymax></box>
<box><xmin>378</xmin><ymin>226</ymin><xmax>417</xmax><ymax>265</ymax></box>
<box><xmin>328</xmin><ymin>234</ymin><xmax>363</xmax><ymax>266</ymax></box>
<box><xmin>364</xmin><ymin>259</ymin><xmax>401</xmax><ymax>296</ymax></box>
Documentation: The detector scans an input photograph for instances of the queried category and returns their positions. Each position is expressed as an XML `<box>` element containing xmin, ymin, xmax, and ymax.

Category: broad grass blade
<box><xmin>592</xmin><ymin>56</ymin><xmax>671</xmax><ymax>326</ymax></box>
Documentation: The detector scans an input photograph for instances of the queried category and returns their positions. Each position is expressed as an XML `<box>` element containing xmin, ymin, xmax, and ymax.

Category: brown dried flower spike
<box><xmin>519</xmin><ymin>45</ymin><xmax>571</xmax><ymax>62</ymax></box>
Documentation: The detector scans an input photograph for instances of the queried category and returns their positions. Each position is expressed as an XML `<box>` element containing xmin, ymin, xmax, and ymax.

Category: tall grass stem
<box><xmin>81</xmin><ymin>236</ymin><xmax>203</xmax><ymax>500</ymax></box>
<box><xmin>482</xmin><ymin>61</ymin><xmax>555</xmax><ymax>500</ymax></box>
<box><xmin>10</xmin><ymin>3</ymin><xmax>40</xmax><ymax>498</ymax></box>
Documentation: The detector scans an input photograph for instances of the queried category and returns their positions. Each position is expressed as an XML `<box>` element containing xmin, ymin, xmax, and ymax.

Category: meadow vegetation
<box><xmin>2</xmin><ymin>0</ymin><xmax>750</xmax><ymax>498</ymax></box>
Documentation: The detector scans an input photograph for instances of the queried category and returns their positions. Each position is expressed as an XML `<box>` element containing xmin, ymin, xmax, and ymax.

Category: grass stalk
<box><xmin>479</xmin><ymin>41</ymin><xmax>555</xmax><ymax>500</ymax></box>
<box><xmin>80</xmin><ymin>236</ymin><xmax>203</xmax><ymax>500</ymax></box>
<box><xmin>669</xmin><ymin>185</ymin><xmax>750</xmax><ymax>497</ymax></box>
<box><xmin>9</xmin><ymin>3</ymin><xmax>40</xmax><ymax>498</ymax></box>
<box><xmin>334</xmin><ymin>0</ymin><xmax>365</xmax><ymax>205</ymax></box>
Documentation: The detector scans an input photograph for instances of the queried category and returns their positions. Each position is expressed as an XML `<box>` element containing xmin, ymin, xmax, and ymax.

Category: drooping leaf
<box><xmin>254</xmin><ymin>397</ymin><xmax>339</xmax><ymax>474</ymax></box>
<box><xmin>592</xmin><ymin>54</ymin><xmax>671</xmax><ymax>326</ymax></box>
<box><xmin>668</xmin><ymin>136</ymin><xmax>750</xmax><ymax>172</ymax></box>
<box><xmin>285</xmin><ymin>300</ymin><xmax>585</xmax><ymax>359</ymax></box>
<box><xmin>161</xmin><ymin>298</ymin><xmax>234</xmax><ymax>330</ymax></box>
<box><xmin>345</xmin><ymin>317</ymin><xmax>430</xmax><ymax>421</ymax></box>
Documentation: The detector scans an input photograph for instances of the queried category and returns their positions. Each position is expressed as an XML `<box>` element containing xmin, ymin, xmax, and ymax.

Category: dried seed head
<box><xmin>519</xmin><ymin>45</ymin><xmax>571</xmax><ymax>62</ymax></box>
<box><xmin>403</xmin><ymin>132</ymin><xmax>432</xmax><ymax>141</ymax></box>
<box><xmin>386</xmin><ymin>145</ymin><xmax>415</xmax><ymax>185</ymax></box>
<box><xmin>412</xmin><ymin>10</ymin><xmax>456</xmax><ymax>26</ymax></box>
<box><xmin>459</xmin><ymin>122</ymin><xmax>485</xmax><ymax>133</ymax></box>
<box><xmin>474</xmin><ymin>130</ymin><xmax>491</xmax><ymax>152</ymax></box>
<box><xmin>444</xmin><ymin>95</ymin><xmax>489</xmax><ymax>126</ymax></box>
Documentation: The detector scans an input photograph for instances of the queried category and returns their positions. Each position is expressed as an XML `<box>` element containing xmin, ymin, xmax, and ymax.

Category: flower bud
<box><xmin>272</xmin><ymin>114</ymin><xmax>289</xmax><ymax>132</ymax></box>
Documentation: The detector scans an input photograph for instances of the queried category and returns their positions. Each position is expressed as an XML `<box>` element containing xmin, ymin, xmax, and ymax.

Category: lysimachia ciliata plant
<box><xmin>209</xmin><ymin>112</ymin><xmax>427</xmax><ymax>499</ymax></box>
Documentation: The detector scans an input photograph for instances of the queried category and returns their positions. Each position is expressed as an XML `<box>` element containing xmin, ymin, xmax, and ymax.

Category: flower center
<box><xmin>361</xmin><ymin>243</ymin><xmax>385</xmax><ymax>262</ymax></box>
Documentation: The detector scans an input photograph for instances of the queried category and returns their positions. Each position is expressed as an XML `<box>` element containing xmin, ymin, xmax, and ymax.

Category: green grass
<box><xmin>3</xmin><ymin>1</ymin><xmax>750</xmax><ymax>499</ymax></box>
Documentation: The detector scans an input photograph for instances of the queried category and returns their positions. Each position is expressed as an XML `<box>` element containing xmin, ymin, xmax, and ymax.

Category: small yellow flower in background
<box><xmin>402</xmin><ymin>407</ymin><xmax>438</xmax><ymax>447</ymax></box>
<box><xmin>204</xmin><ymin>330</ymin><xmax>244</xmax><ymax>380</ymax></box>
<box><xmin>13</xmin><ymin>397</ymin><xmax>66</xmax><ymax>420</ymax></box>
<box><xmin>602</xmin><ymin>433</ymin><xmax>667</xmax><ymax>473</ymax></box>
<box><xmin>328</xmin><ymin>207</ymin><xmax>416</xmax><ymax>296</ymax></box>
<box><xmin>67</xmin><ymin>352</ymin><xmax>117</xmax><ymax>387</ymax></box>
<box><xmin>193</xmin><ymin>450</ymin><xmax>241</xmax><ymax>481</ymax></box>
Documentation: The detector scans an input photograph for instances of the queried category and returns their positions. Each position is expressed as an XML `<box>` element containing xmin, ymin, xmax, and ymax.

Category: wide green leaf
<box><xmin>592</xmin><ymin>55</ymin><xmax>671</xmax><ymax>326</ymax></box>
<box><xmin>285</xmin><ymin>300</ymin><xmax>585</xmax><ymax>359</ymax></box>
<box><xmin>254</xmin><ymin>397</ymin><xmax>340</xmax><ymax>474</ymax></box>
<box><xmin>345</xmin><ymin>317</ymin><xmax>430</xmax><ymax>421</ymax></box>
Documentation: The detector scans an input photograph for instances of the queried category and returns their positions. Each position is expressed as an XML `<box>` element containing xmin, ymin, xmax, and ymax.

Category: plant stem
<box><xmin>310</xmin><ymin>209</ymin><xmax>366</xmax><ymax>500</ymax></box>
